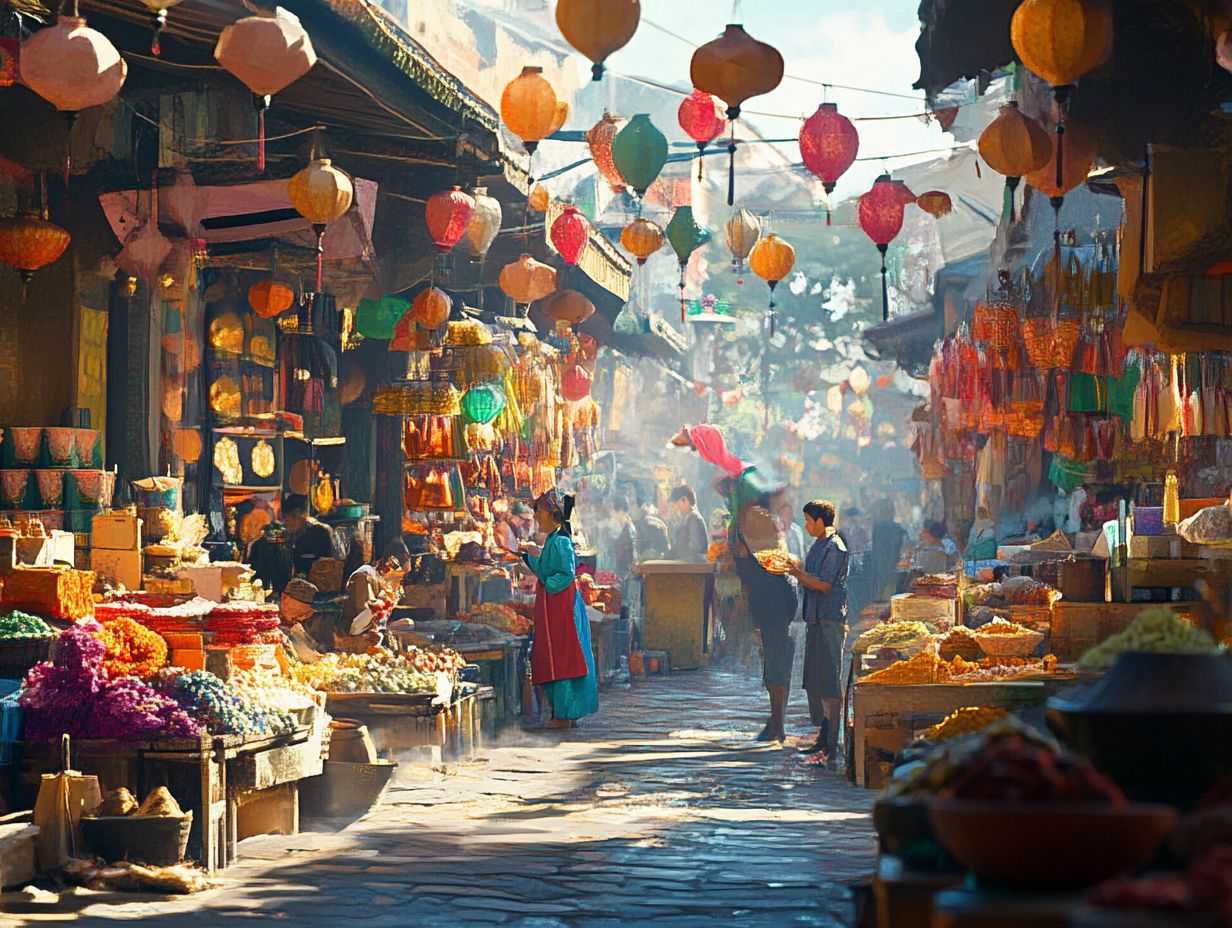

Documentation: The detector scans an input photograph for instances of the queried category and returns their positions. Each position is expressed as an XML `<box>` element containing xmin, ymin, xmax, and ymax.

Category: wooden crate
<box><xmin>324</xmin><ymin>690</ymin><xmax>481</xmax><ymax>763</ymax></box>
<box><xmin>852</xmin><ymin>681</ymin><xmax>1068</xmax><ymax>789</ymax></box>
<box><xmin>1051</xmin><ymin>601</ymin><xmax>1209</xmax><ymax>661</ymax></box>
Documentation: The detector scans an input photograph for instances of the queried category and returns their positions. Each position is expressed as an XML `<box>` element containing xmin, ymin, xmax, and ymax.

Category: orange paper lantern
<box><xmin>1011</xmin><ymin>0</ymin><xmax>1112</xmax><ymax>91</ymax></box>
<box><xmin>288</xmin><ymin>157</ymin><xmax>352</xmax><ymax>290</ymax></box>
<box><xmin>410</xmin><ymin>287</ymin><xmax>451</xmax><ymax>330</ymax></box>
<box><xmin>499</xmin><ymin>254</ymin><xmax>557</xmax><ymax>309</ymax></box>
<box><xmin>725</xmin><ymin>208</ymin><xmax>761</xmax><ymax>276</ymax></box>
<box><xmin>979</xmin><ymin>101</ymin><xmax>1053</xmax><ymax>221</ymax></box>
<box><xmin>556</xmin><ymin>0</ymin><xmax>640</xmax><ymax>82</ymax></box>
<box><xmin>1025</xmin><ymin>119</ymin><xmax>1097</xmax><ymax>201</ymax></box>
<box><xmin>215</xmin><ymin>12</ymin><xmax>317</xmax><ymax>172</ymax></box>
<box><xmin>619</xmin><ymin>217</ymin><xmax>664</xmax><ymax>266</ymax></box>
<box><xmin>916</xmin><ymin>191</ymin><xmax>952</xmax><ymax>218</ymax></box>
<box><xmin>586</xmin><ymin>111</ymin><xmax>626</xmax><ymax>194</ymax></box>
<box><xmin>749</xmin><ymin>233</ymin><xmax>795</xmax><ymax>334</ymax></box>
<box><xmin>528</xmin><ymin>184</ymin><xmax>551</xmax><ymax>213</ymax></box>
<box><xmin>21</xmin><ymin>15</ymin><xmax>127</xmax><ymax>113</ymax></box>
<box><xmin>0</xmin><ymin>210</ymin><xmax>71</xmax><ymax>285</ymax></box>
<box><xmin>500</xmin><ymin>66</ymin><xmax>566</xmax><ymax>157</ymax></box>
<box><xmin>173</xmin><ymin>428</ymin><xmax>202</xmax><ymax>463</ymax></box>
<box><xmin>248</xmin><ymin>279</ymin><xmax>296</xmax><ymax>318</ymax></box>
<box><xmin>542</xmin><ymin>289</ymin><xmax>595</xmax><ymax>327</ymax></box>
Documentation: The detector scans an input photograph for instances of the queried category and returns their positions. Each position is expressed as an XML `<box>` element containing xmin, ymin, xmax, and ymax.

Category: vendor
<box><xmin>336</xmin><ymin>548</ymin><xmax>409</xmax><ymax>652</ymax></box>
<box><xmin>668</xmin><ymin>485</ymin><xmax>708</xmax><ymax>561</ymax></box>
<box><xmin>281</xmin><ymin>494</ymin><xmax>339</xmax><ymax>577</ymax></box>
<box><xmin>634</xmin><ymin>503</ymin><xmax>671</xmax><ymax>559</ymax></box>
<box><xmin>912</xmin><ymin>519</ymin><xmax>959</xmax><ymax>574</ymax></box>
<box><xmin>280</xmin><ymin>578</ymin><xmax>326</xmax><ymax>661</ymax></box>
<box><xmin>967</xmin><ymin>506</ymin><xmax>998</xmax><ymax>560</ymax></box>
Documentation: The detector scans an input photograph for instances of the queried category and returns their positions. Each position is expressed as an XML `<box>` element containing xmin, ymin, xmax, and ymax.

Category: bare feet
<box><xmin>546</xmin><ymin>718</ymin><xmax>576</xmax><ymax>730</ymax></box>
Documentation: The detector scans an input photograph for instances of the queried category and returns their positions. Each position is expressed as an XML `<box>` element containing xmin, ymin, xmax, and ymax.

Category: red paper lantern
<box><xmin>859</xmin><ymin>175</ymin><xmax>905</xmax><ymax>322</ymax></box>
<box><xmin>248</xmin><ymin>278</ymin><xmax>296</xmax><ymax>318</ymax></box>
<box><xmin>586</xmin><ymin>111</ymin><xmax>626</xmax><ymax>194</ymax></box>
<box><xmin>410</xmin><ymin>287</ymin><xmax>451</xmax><ymax>330</ymax></box>
<box><xmin>799</xmin><ymin>103</ymin><xmax>859</xmax><ymax>195</ymax></box>
<box><xmin>561</xmin><ymin>364</ymin><xmax>592</xmax><ymax>402</ymax></box>
<box><xmin>425</xmin><ymin>186</ymin><xmax>475</xmax><ymax>254</ymax></box>
<box><xmin>550</xmin><ymin>205</ymin><xmax>589</xmax><ymax>266</ymax></box>
<box><xmin>678</xmin><ymin>90</ymin><xmax>725</xmax><ymax>179</ymax></box>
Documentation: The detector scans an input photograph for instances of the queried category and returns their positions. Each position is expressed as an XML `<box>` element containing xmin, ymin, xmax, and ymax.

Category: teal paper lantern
<box><xmin>666</xmin><ymin>206</ymin><xmax>711</xmax><ymax>321</ymax></box>
<box><xmin>666</xmin><ymin>206</ymin><xmax>711</xmax><ymax>267</ymax></box>
<box><xmin>611</xmin><ymin>114</ymin><xmax>668</xmax><ymax>198</ymax></box>
<box><xmin>355</xmin><ymin>295</ymin><xmax>409</xmax><ymax>340</ymax></box>
<box><xmin>461</xmin><ymin>383</ymin><xmax>506</xmax><ymax>425</ymax></box>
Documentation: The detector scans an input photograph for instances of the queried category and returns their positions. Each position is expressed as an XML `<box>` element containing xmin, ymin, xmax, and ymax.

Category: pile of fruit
<box><xmin>1087</xmin><ymin>846</ymin><xmax>1232</xmax><ymax>921</ymax></box>
<box><xmin>973</xmin><ymin>617</ymin><xmax>1036</xmax><ymax>637</ymax></box>
<box><xmin>949</xmin><ymin>654</ymin><xmax>1060</xmax><ymax>682</ymax></box>
<box><xmin>937</xmin><ymin>626</ymin><xmax>982</xmax><ymax>661</ymax></box>
<box><xmin>923</xmin><ymin>707</ymin><xmax>1008</xmax><ymax>743</ymax></box>
<box><xmin>945</xmin><ymin>737</ymin><xmax>1125</xmax><ymax>803</ymax></box>
<box><xmin>403</xmin><ymin>645</ymin><xmax>464</xmax><ymax>675</ymax></box>
<box><xmin>468</xmin><ymin>603</ymin><xmax>532</xmax><ymax>636</ymax></box>
<box><xmin>290</xmin><ymin>650</ymin><xmax>442</xmax><ymax>694</ymax></box>
<box><xmin>0</xmin><ymin>610</ymin><xmax>54</xmax><ymax>640</ymax></box>
<box><xmin>1080</xmin><ymin>607</ymin><xmax>1218</xmax><ymax>669</ymax></box>
<box><xmin>863</xmin><ymin>650</ymin><xmax>954</xmax><ymax>684</ymax></box>
<box><xmin>753</xmin><ymin>548</ymin><xmax>799</xmax><ymax>575</ymax></box>
<box><xmin>853</xmin><ymin>621</ymin><xmax>932</xmax><ymax>655</ymax></box>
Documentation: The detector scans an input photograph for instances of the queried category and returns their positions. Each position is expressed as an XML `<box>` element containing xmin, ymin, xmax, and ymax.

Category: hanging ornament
<box><xmin>798</xmin><ymin>103</ymin><xmax>859</xmax><ymax>223</ymax></box>
<box><xmin>499</xmin><ymin>254</ymin><xmax>557</xmax><ymax>315</ymax></box>
<box><xmin>586</xmin><ymin>112</ymin><xmax>626</xmax><ymax>194</ymax></box>
<box><xmin>248</xmin><ymin>279</ymin><xmax>296</xmax><ymax>318</ymax></box>
<box><xmin>613</xmin><ymin>304</ymin><xmax>642</xmax><ymax>336</ymax></box>
<box><xmin>561</xmin><ymin>364</ymin><xmax>593</xmax><ymax>402</ymax></box>
<box><xmin>215</xmin><ymin>11</ymin><xmax>317</xmax><ymax>173</ymax></box>
<box><xmin>138</xmin><ymin>0</ymin><xmax>184</xmax><ymax>56</ymax></box>
<box><xmin>528</xmin><ymin>184</ymin><xmax>552</xmax><ymax>213</ymax></box>
<box><xmin>611</xmin><ymin>114</ymin><xmax>668</xmax><ymax>200</ymax></box>
<box><xmin>916</xmin><ymin>191</ymin><xmax>953</xmax><ymax>218</ymax></box>
<box><xmin>542</xmin><ymin>289</ymin><xmax>595</xmax><ymax>327</ymax></box>
<box><xmin>555</xmin><ymin>0</ymin><xmax>640</xmax><ymax>81</ymax></box>
<box><xmin>550</xmin><ymin>205</ymin><xmax>589</xmax><ymax>266</ymax></box>
<box><xmin>1011</xmin><ymin>0</ymin><xmax>1111</xmax><ymax>198</ymax></box>
<box><xmin>287</xmin><ymin>157</ymin><xmax>353</xmax><ymax>291</ymax></box>
<box><xmin>21</xmin><ymin>9</ymin><xmax>127</xmax><ymax>181</ymax></box>
<box><xmin>425</xmin><ymin>185</ymin><xmax>476</xmax><ymax>254</ymax></box>
<box><xmin>724</xmin><ymin>208</ymin><xmax>761</xmax><ymax>279</ymax></box>
<box><xmin>410</xmin><ymin>287</ymin><xmax>452</xmax><ymax>330</ymax></box>
<box><xmin>117</xmin><ymin>222</ymin><xmax>173</xmax><ymax>284</ymax></box>
<box><xmin>619</xmin><ymin>217</ymin><xmax>664</xmax><ymax>266</ymax></box>
<box><xmin>690</xmin><ymin>24</ymin><xmax>784</xmax><ymax>205</ymax></box>
<box><xmin>677</xmin><ymin>90</ymin><xmax>725</xmax><ymax>181</ymax></box>
<box><xmin>749</xmin><ymin>233</ymin><xmax>795</xmax><ymax>336</ymax></box>
<box><xmin>978</xmin><ymin>101</ymin><xmax>1052</xmax><ymax>222</ymax></box>
<box><xmin>354</xmin><ymin>294</ymin><xmax>408</xmax><ymax>340</ymax></box>
<box><xmin>501</xmin><ymin>66</ymin><xmax>567</xmax><ymax>164</ymax></box>
<box><xmin>665</xmin><ymin>206</ymin><xmax>711</xmax><ymax>322</ymax></box>
<box><xmin>464</xmin><ymin>187</ymin><xmax>502</xmax><ymax>263</ymax></box>
<box><xmin>859</xmin><ymin>175</ymin><xmax>906</xmax><ymax>322</ymax></box>
<box><xmin>0</xmin><ymin>210</ymin><xmax>70</xmax><ymax>290</ymax></box>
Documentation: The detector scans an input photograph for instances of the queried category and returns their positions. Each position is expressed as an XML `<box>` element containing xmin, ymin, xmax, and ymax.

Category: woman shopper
<box><xmin>518</xmin><ymin>490</ymin><xmax>599</xmax><ymax>729</ymax></box>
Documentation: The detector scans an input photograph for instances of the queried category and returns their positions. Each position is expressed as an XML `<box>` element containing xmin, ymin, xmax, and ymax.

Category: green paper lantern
<box><xmin>461</xmin><ymin>383</ymin><xmax>506</xmax><ymax>425</ymax></box>
<box><xmin>355</xmin><ymin>295</ymin><xmax>410</xmax><ymax>340</ymax></box>
<box><xmin>611</xmin><ymin>113</ymin><xmax>668</xmax><ymax>198</ymax></box>
<box><xmin>666</xmin><ymin>206</ymin><xmax>711</xmax><ymax>267</ymax></box>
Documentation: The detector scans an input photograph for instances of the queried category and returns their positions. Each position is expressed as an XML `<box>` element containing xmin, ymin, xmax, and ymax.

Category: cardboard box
<box><xmin>92</xmin><ymin>511</ymin><xmax>142</xmax><ymax>551</ymax></box>
<box><xmin>170</xmin><ymin>649</ymin><xmax>205</xmax><ymax>671</ymax></box>
<box><xmin>0</xmin><ymin>531</ymin><xmax>76</xmax><ymax>574</ymax></box>
<box><xmin>177</xmin><ymin>563</ymin><xmax>253</xmax><ymax>601</ymax></box>
<box><xmin>90</xmin><ymin>548</ymin><xmax>142</xmax><ymax>590</ymax></box>
<box><xmin>1129</xmin><ymin>535</ymin><xmax>1177</xmax><ymax>559</ymax></box>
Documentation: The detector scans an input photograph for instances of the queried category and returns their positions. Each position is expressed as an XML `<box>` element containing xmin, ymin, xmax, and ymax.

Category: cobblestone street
<box><xmin>4</xmin><ymin>668</ymin><xmax>875</xmax><ymax>927</ymax></box>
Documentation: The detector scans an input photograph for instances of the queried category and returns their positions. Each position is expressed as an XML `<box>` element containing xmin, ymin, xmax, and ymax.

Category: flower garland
<box><xmin>98</xmin><ymin>617</ymin><xmax>168</xmax><ymax>679</ymax></box>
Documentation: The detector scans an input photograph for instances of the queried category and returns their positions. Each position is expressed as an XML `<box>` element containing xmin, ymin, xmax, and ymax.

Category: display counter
<box><xmin>632</xmin><ymin>560</ymin><xmax>715</xmax><ymax>670</ymax></box>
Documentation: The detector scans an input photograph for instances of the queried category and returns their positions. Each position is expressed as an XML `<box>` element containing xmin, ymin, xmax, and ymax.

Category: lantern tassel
<box><xmin>254</xmin><ymin>94</ymin><xmax>270</xmax><ymax>174</ymax></box>
<box><xmin>768</xmin><ymin>281</ymin><xmax>777</xmax><ymax>337</ymax></box>
<box><xmin>877</xmin><ymin>243</ymin><xmax>889</xmax><ymax>322</ymax></box>
<box><xmin>726</xmin><ymin>115</ymin><xmax>738</xmax><ymax>206</ymax></box>
<box><xmin>313</xmin><ymin>224</ymin><xmax>325</xmax><ymax>292</ymax></box>
<box><xmin>1050</xmin><ymin>197</ymin><xmax>1063</xmax><ymax>320</ymax></box>
<box><xmin>825</xmin><ymin>205</ymin><xmax>832</xmax><ymax>227</ymax></box>
<box><xmin>679</xmin><ymin>264</ymin><xmax>687</xmax><ymax>323</ymax></box>
<box><xmin>1004</xmin><ymin>177</ymin><xmax>1021</xmax><ymax>223</ymax></box>
<box><xmin>61</xmin><ymin>112</ymin><xmax>78</xmax><ymax>188</ymax></box>
<box><xmin>697</xmin><ymin>142</ymin><xmax>705</xmax><ymax>182</ymax></box>
<box><xmin>151</xmin><ymin>9</ymin><xmax>167</xmax><ymax>56</ymax></box>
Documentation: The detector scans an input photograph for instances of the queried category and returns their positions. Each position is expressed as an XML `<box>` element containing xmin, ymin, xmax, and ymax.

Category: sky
<box><xmin>565</xmin><ymin>0</ymin><xmax>952</xmax><ymax>197</ymax></box>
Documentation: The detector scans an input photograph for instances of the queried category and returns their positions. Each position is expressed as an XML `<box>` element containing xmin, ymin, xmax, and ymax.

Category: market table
<box><xmin>852</xmin><ymin>679</ymin><xmax>1075</xmax><ymax>789</ymax></box>
<box><xmin>18</xmin><ymin>726</ymin><xmax>322</xmax><ymax>872</ymax></box>
<box><xmin>632</xmin><ymin>560</ymin><xmax>715</xmax><ymax>670</ymax></box>
<box><xmin>323</xmin><ymin>684</ymin><xmax>483</xmax><ymax>762</ymax></box>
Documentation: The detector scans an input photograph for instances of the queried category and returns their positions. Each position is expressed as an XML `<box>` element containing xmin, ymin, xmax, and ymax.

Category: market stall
<box><xmin>632</xmin><ymin>560</ymin><xmax>716</xmax><ymax>670</ymax></box>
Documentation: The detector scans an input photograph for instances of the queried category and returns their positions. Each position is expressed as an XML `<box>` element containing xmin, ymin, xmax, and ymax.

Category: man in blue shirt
<box><xmin>790</xmin><ymin>499</ymin><xmax>849</xmax><ymax>766</ymax></box>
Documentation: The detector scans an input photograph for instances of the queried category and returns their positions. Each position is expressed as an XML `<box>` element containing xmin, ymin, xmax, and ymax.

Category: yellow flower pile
<box><xmin>923</xmin><ymin>706</ymin><xmax>1009</xmax><ymax>742</ymax></box>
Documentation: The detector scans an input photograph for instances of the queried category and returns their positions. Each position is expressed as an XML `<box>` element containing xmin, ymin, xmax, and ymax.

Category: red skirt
<box><xmin>531</xmin><ymin>582</ymin><xmax>589</xmax><ymax>684</ymax></box>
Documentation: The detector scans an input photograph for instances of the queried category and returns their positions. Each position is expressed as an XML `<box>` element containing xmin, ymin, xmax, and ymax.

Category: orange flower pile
<box><xmin>99</xmin><ymin>617</ymin><xmax>168</xmax><ymax>680</ymax></box>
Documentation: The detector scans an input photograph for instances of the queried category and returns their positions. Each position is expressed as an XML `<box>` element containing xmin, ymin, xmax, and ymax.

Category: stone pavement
<box><xmin>3</xmin><ymin>669</ymin><xmax>876</xmax><ymax>927</ymax></box>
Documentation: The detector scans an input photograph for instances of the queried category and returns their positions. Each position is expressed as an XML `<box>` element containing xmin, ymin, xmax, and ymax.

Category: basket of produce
<box><xmin>0</xmin><ymin>610</ymin><xmax>56</xmax><ymax>678</ymax></box>
<box><xmin>752</xmin><ymin>548</ymin><xmax>799</xmax><ymax>575</ymax></box>
<box><xmin>937</xmin><ymin>626</ymin><xmax>983</xmax><ymax>662</ymax></box>
<box><xmin>852</xmin><ymin>621</ymin><xmax>933</xmax><ymax>656</ymax></box>
<box><xmin>971</xmin><ymin>618</ymin><xmax>1045</xmax><ymax>657</ymax></box>
<box><xmin>82</xmin><ymin>788</ymin><xmax>193</xmax><ymax>866</ymax></box>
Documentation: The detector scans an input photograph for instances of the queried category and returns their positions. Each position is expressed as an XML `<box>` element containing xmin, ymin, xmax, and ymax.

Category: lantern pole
<box><xmin>877</xmin><ymin>242</ymin><xmax>889</xmax><ymax>322</ymax></box>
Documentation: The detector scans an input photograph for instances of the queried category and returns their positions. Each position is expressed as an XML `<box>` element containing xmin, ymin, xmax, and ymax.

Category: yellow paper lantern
<box><xmin>464</xmin><ymin>187</ymin><xmax>502</xmax><ymax>262</ymax></box>
<box><xmin>724</xmin><ymin>208</ymin><xmax>761</xmax><ymax>276</ymax></box>
<box><xmin>499</xmin><ymin>254</ymin><xmax>558</xmax><ymax>309</ymax></box>
<box><xmin>1011</xmin><ymin>0</ymin><xmax>1112</xmax><ymax>92</ymax></box>
<box><xmin>542</xmin><ymin>289</ymin><xmax>595</xmax><ymax>327</ymax></box>
<box><xmin>528</xmin><ymin>184</ymin><xmax>551</xmax><ymax>213</ymax></box>
<box><xmin>500</xmin><ymin>66</ymin><xmax>566</xmax><ymax>156</ymax></box>
<box><xmin>749</xmin><ymin>233</ymin><xmax>795</xmax><ymax>335</ymax></box>
<box><xmin>619</xmin><ymin>217</ymin><xmax>664</xmax><ymax>266</ymax></box>
<box><xmin>288</xmin><ymin>158</ymin><xmax>353</xmax><ymax>228</ymax></box>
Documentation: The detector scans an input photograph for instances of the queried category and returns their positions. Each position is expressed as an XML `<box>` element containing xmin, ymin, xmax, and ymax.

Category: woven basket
<box><xmin>974</xmin><ymin>630</ymin><xmax>1045</xmax><ymax>657</ymax></box>
<box><xmin>0</xmin><ymin>636</ymin><xmax>53</xmax><ymax>680</ymax></box>
<box><xmin>81</xmin><ymin>813</ymin><xmax>192</xmax><ymax>866</ymax></box>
